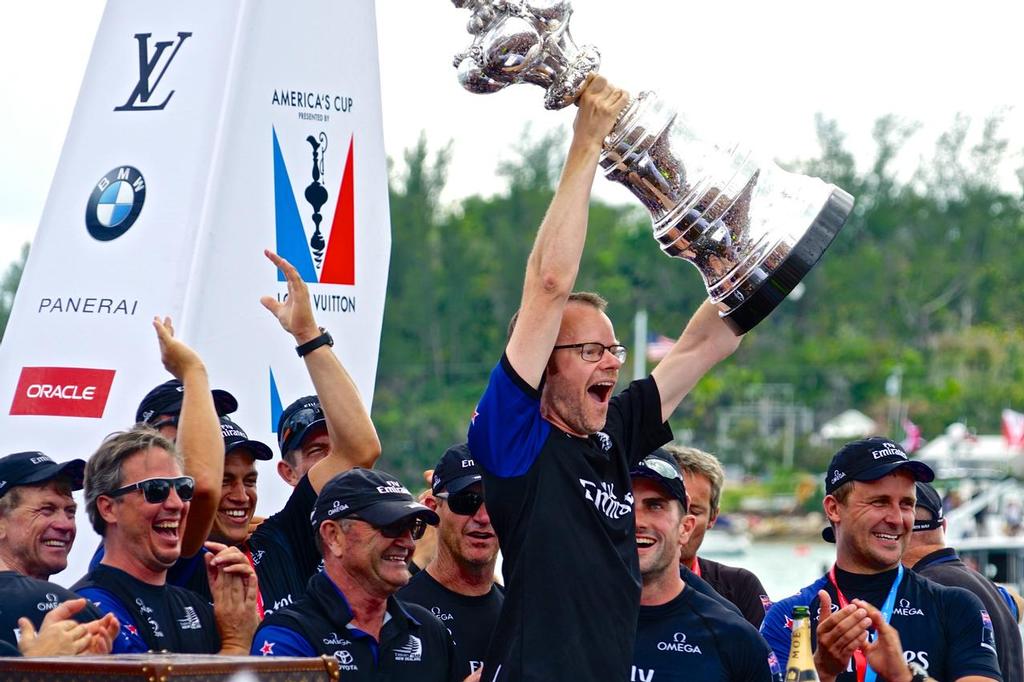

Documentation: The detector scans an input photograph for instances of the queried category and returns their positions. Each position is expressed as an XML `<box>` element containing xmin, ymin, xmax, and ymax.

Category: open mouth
<box><xmin>219</xmin><ymin>508</ymin><xmax>251</xmax><ymax>525</ymax></box>
<box><xmin>153</xmin><ymin>520</ymin><xmax>180</xmax><ymax>540</ymax></box>
<box><xmin>636</xmin><ymin>535</ymin><xmax>657</xmax><ymax>550</ymax></box>
<box><xmin>587</xmin><ymin>381</ymin><xmax>614</xmax><ymax>403</ymax></box>
<box><xmin>41</xmin><ymin>539</ymin><xmax>70</xmax><ymax>551</ymax></box>
<box><xmin>383</xmin><ymin>549</ymin><xmax>410</xmax><ymax>564</ymax></box>
<box><xmin>872</xmin><ymin>531</ymin><xmax>900</xmax><ymax>543</ymax></box>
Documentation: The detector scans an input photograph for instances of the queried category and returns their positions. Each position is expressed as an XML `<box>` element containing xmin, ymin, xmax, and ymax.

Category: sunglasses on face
<box><xmin>435</xmin><ymin>490</ymin><xmax>485</xmax><ymax>516</ymax></box>
<box><xmin>350</xmin><ymin>515</ymin><xmax>427</xmax><ymax>540</ymax></box>
<box><xmin>150</xmin><ymin>415</ymin><xmax>179</xmax><ymax>430</ymax></box>
<box><xmin>105</xmin><ymin>476</ymin><xmax>196</xmax><ymax>504</ymax></box>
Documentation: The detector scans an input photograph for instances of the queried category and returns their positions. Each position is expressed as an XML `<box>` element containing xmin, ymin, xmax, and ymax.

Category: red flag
<box><xmin>901</xmin><ymin>419</ymin><xmax>922</xmax><ymax>453</ymax></box>
<box><xmin>1002</xmin><ymin>409</ymin><xmax>1024</xmax><ymax>448</ymax></box>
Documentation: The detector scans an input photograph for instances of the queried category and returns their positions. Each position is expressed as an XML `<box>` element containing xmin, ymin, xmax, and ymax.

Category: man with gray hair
<box><xmin>668</xmin><ymin>444</ymin><xmax>772</xmax><ymax>626</ymax></box>
<box><xmin>0</xmin><ymin>451</ymin><xmax>119</xmax><ymax>655</ymax></box>
<box><xmin>73</xmin><ymin>427</ymin><xmax>258</xmax><ymax>654</ymax></box>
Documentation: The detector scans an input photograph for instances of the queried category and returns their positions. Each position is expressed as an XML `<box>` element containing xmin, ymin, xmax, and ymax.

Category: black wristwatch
<box><xmin>906</xmin><ymin>661</ymin><xmax>928</xmax><ymax>682</ymax></box>
<box><xmin>296</xmin><ymin>327</ymin><xmax>333</xmax><ymax>357</ymax></box>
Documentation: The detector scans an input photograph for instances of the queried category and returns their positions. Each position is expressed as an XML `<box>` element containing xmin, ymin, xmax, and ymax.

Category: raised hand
<box><xmin>856</xmin><ymin>599</ymin><xmax>913</xmax><ymax>682</ymax></box>
<box><xmin>573</xmin><ymin>73</ymin><xmax>629</xmax><ymax>147</ymax></box>
<box><xmin>152</xmin><ymin>316</ymin><xmax>206</xmax><ymax>381</ymax></box>
<box><xmin>260</xmin><ymin>250</ymin><xmax>321</xmax><ymax>344</ymax></box>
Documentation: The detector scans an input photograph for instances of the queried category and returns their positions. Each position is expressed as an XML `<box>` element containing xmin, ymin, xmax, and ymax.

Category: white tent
<box><xmin>819</xmin><ymin>409</ymin><xmax>877</xmax><ymax>440</ymax></box>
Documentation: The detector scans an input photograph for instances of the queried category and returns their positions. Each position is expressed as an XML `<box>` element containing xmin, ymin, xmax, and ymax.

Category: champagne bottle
<box><xmin>786</xmin><ymin>605</ymin><xmax>820</xmax><ymax>681</ymax></box>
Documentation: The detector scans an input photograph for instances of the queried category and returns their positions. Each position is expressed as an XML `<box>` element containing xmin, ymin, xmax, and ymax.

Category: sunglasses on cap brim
<box><xmin>636</xmin><ymin>456</ymin><xmax>682</xmax><ymax>481</ymax></box>
<box><xmin>280</xmin><ymin>407</ymin><xmax>324</xmax><ymax>447</ymax></box>
<box><xmin>104</xmin><ymin>476</ymin><xmax>195</xmax><ymax>504</ymax></box>
<box><xmin>435</xmin><ymin>490</ymin><xmax>485</xmax><ymax>516</ymax></box>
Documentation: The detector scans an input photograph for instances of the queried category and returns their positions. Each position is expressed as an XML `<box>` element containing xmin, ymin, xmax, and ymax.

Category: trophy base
<box><xmin>720</xmin><ymin>187</ymin><xmax>853</xmax><ymax>334</ymax></box>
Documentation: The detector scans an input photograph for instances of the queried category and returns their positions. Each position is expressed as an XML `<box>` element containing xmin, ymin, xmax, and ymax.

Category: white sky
<box><xmin>1</xmin><ymin>0</ymin><xmax>1022</xmax><ymax>269</ymax></box>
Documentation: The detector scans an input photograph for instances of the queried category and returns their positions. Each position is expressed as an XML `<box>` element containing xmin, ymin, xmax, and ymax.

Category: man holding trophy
<box><xmin>453</xmin><ymin>1</ymin><xmax>853</xmax><ymax>678</ymax></box>
<box><xmin>467</xmin><ymin>72</ymin><xmax>744</xmax><ymax>681</ymax></box>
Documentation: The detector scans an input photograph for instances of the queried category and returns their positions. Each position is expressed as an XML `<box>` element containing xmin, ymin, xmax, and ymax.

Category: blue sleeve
<box><xmin>251</xmin><ymin>625</ymin><xmax>316</xmax><ymax>656</ymax></box>
<box><xmin>468</xmin><ymin>355</ymin><xmax>551</xmax><ymax>478</ymax></box>
<box><xmin>75</xmin><ymin>586</ymin><xmax>149</xmax><ymax>654</ymax></box>
<box><xmin>997</xmin><ymin>585</ymin><xmax>1019</xmax><ymax>621</ymax></box>
<box><xmin>760</xmin><ymin>593</ymin><xmax>806</xmax><ymax>665</ymax></box>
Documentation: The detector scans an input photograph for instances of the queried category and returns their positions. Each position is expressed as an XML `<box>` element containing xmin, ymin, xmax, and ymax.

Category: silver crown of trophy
<box><xmin>450</xmin><ymin>0</ymin><xmax>854</xmax><ymax>334</ymax></box>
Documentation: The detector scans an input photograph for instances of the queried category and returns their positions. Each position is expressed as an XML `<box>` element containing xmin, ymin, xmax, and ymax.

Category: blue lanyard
<box><xmin>829</xmin><ymin>564</ymin><xmax>904</xmax><ymax>682</ymax></box>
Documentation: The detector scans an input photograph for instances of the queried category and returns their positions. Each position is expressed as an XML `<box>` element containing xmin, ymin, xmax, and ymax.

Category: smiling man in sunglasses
<box><xmin>467</xmin><ymin>75</ymin><xmax>744</xmax><ymax>682</ymax></box>
<box><xmin>73</xmin><ymin>428</ymin><xmax>259</xmax><ymax>654</ymax></box>
<box><xmin>399</xmin><ymin>443</ymin><xmax>503</xmax><ymax>678</ymax></box>
<box><xmin>253</xmin><ymin>468</ymin><xmax>462</xmax><ymax>681</ymax></box>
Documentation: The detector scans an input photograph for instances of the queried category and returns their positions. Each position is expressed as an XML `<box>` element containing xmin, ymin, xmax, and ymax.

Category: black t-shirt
<box><xmin>398</xmin><ymin>569</ymin><xmax>504</xmax><ymax>677</ymax></box>
<box><xmin>469</xmin><ymin>355</ymin><xmax>673</xmax><ymax>682</ymax></box>
<box><xmin>680</xmin><ymin>565</ymin><xmax>744</xmax><ymax>618</ymax></box>
<box><xmin>154</xmin><ymin>474</ymin><xmax>321</xmax><ymax>615</ymax></box>
<box><xmin>696</xmin><ymin>557</ymin><xmax>772</xmax><ymax>627</ymax></box>
<box><xmin>761</xmin><ymin>566</ymin><xmax>1003</xmax><ymax>681</ymax></box>
<box><xmin>0</xmin><ymin>571</ymin><xmax>103</xmax><ymax>649</ymax></box>
<box><xmin>253</xmin><ymin>570</ymin><xmax>458</xmax><ymax>682</ymax></box>
<box><xmin>913</xmin><ymin>547</ymin><xmax>1022</xmax><ymax>682</ymax></box>
<box><xmin>634</xmin><ymin>584</ymin><xmax>784</xmax><ymax>682</ymax></box>
<box><xmin>73</xmin><ymin>564</ymin><xmax>220</xmax><ymax>654</ymax></box>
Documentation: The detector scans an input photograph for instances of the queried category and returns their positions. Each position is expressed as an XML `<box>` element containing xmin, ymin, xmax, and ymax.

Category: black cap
<box><xmin>821</xmin><ymin>436</ymin><xmax>935</xmax><ymax>542</ymax></box>
<box><xmin>630</xmin><ymin>448</ymin><xmax>688</xmax><ymax>510</ymax></box>
<box><xmin>431</xmin><ymin>443</ymin><xmax>482</xmax><ymax>494</ymax></box>
<box><xmin>277</xmin><ymin>395</ymin><xmax>326</xmax><ymax>456</ymax></box>
<box><xmin>136</xmin><ymin>379</ymin><xmax>238</xmax><ymax>425</ymax></box>
<box><xmin>311</xmin><ymin>468</ymin><xmax>439</xmax><ymax>530</ymax></box>
<box><xmin>913</xmin><ymin>481</ymin><xmax>945</xmax><ymax>532</ymax></box>
<box><xmin>0</xmin><ymin>452</ymin><xmax>86</xmax><ymax>499</ymax></box>
<box><xmin>221</xmin><ymin>417</ymin><xmax>273</xmax><ymax>461</ymax></box>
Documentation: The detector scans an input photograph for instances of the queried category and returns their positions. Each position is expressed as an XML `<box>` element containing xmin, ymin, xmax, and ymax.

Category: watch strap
<box><xmin>296</xmin><ymin>328</ymin><xmax>333</xmax><ymax>357</ymax></box>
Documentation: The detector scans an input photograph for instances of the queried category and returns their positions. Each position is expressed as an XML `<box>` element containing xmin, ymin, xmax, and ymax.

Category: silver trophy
<box><xmin>450</xmin><ymin>0</ymin><xmax>854</xmax><ymax>333</ymax></box>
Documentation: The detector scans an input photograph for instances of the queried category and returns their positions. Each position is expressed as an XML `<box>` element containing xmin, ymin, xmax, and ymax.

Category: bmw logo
<box><xmin>85</xmin><ymin>166</ymin><xmax>146</xmax><ymax>241</ymax></box>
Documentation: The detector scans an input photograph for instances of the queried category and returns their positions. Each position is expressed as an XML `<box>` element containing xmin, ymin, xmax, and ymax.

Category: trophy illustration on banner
<box><xmin>305</xmin><ymin>132</ymin><xmax>329</xmax><ymax>268</ymax></box>
<box><xmin>450</xmin><ymin>0</ymin><xmax>854</xmax><ymax>333</ymax></box>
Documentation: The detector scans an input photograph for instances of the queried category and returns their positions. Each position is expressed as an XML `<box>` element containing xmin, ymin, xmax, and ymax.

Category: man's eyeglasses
<box><xmin>351</xmin><ymin>515</ymin><xmax>427</xmax><ymax>540</ymax></box>
<box><xmin>105</xmin><ymin>476</ymin><xmax>196</xmax><ymax>504</ymax></box>
<box><xmin>435</xmin><ymin>490</ymin><xmax>485</xmax><ymax>516</ymax></box>
<box><xmin>552</xmin><ymin>342</ymin><xmax>627</xmax><ymax>363</ymax></box>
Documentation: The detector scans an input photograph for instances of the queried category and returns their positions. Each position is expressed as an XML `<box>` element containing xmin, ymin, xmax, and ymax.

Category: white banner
<box><xmin>0</xmin><ymin>0</ymin><xmax>390</xmax><ymax>586</ymax></box>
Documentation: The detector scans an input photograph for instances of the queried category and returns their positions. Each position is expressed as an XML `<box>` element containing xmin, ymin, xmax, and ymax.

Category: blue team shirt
<box><xmin>634</xmin><ymin>584</ymin><xmax>783</xmax><ymax>682</ymax></box>
<box><xmin>761</xmin><ymin>568</ymin><xmax>1002</xmax><ymax>681</ymax></box>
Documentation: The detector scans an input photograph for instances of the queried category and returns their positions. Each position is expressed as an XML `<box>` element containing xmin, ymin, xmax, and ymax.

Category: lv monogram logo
<box><xmin>114</xmin><ymin>32</ymin><xmax>192</xmax><ymax>112</ymax></box>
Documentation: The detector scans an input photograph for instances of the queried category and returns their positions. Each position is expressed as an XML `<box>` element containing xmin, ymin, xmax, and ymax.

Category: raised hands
<box><xmin>18</xmin><ymin>598</ymin><xmax>119</xmax><ymax>656</ymax></box>
<box><xmin>152</xmin><ymin>316</ymin><xmax>206</xmax><ymax>382</ymax></box>
<box><xmin>205</xmin><ymin>541</ymin><xmax>260</xmax><ymax>655</ymax></box>
<box><xmin>260</xmin><ymin>250</ymin><xmax>321</xmax><ymax>345</ymax></box>
<box><xmin>812</xmin><ymin>589</ymin><xmax>872</xmax><ymax>682</ymax></box>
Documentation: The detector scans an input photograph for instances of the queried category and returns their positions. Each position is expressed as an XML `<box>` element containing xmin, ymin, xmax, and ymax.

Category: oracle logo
<box><xmin>10</xmin><ymin>367</ymin><xmax>116</xmax><ymax>418</ymax></box>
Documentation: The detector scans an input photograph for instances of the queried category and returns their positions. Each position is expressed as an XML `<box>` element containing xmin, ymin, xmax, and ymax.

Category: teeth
<box><xmin>636</xmin><ymin>537</ymin><xmax>655</xmax><ymax>547</ymax></box>
<box><xmin>154</xmin><ymin>522</ymin><xmax>179</xmax><ymax>530</ymax></box>
<box><xmin>223</xmin><ymin>510</ymin><xmax>248</xmax><ymax>518</ymax></box>
<box><xmin>874</xmin><ymin>533</ymin><xmax>898</xmax><ymax>540</ymax></box>
<box><xmin>42</xmin><ymin>540</ymin><xmax>68</xmax><ymax>547</ymax></box>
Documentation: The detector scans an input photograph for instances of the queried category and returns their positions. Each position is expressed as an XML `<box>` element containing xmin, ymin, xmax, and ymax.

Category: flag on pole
<box><xmin>646</xmin><ymin>334</ymin><xmax>676</xmax><ymax>362</ymax></box>
<box><xmin>901</xmin><ymin>419</ymin><xmax>923</xmax><ymax>453</ymax></box>
<box><xmin>1002</xmin><ymin>409</ymin><xmax>1024</xmax><ymax>448</ymax></box>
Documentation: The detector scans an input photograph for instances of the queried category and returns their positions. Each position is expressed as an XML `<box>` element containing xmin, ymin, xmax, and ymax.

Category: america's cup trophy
<box><xmin>450</xmin><ymin>0</ymin><xmax>854</xmax><ymax>333</ymax></box>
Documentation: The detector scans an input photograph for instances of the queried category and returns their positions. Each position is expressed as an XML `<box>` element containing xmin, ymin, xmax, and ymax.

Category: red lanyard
<box><xmin>242</xmin><ymin>542</ymin><xmax>265</xmax><ymax>619</ymax></box>
<box><xmin>828</xmin><ymin>565</ymin><xmax>868</xmax><ymax>682</ymax></box>
<box><xmin>690</xmin><ymin>557</ymin><xmax>701</xmax><ymax>578</ymax></box>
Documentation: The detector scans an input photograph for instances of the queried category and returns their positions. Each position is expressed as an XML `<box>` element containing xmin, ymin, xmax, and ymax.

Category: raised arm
<box><xmin>153</xmin><ymin>317</ymin><xmax>225</xmax><ymax>557</ymax></box>
<box><xmin>650</xmin><ymin>300</ymin><xmax>743</xmax><ymax>422</ymax></box>
<box><xmin>505</xmin><ymin>75</ymin><xmax>628</xmax><ymax>388</ymax></box>
<box><xmin>261</xmin><ymin>250</ymin><xmax>381</xmax><ymax>493</ymax></box>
